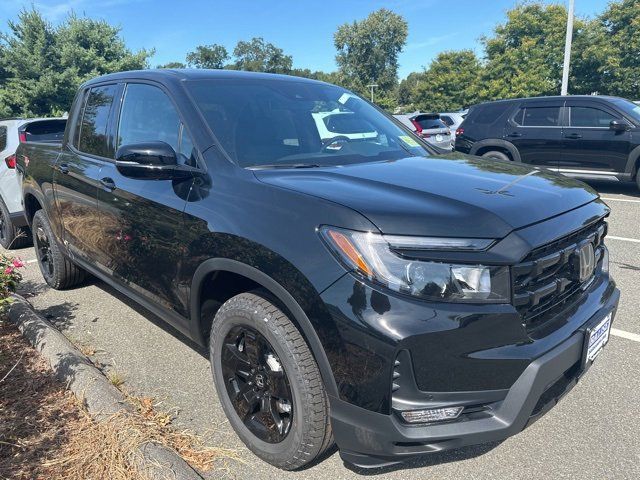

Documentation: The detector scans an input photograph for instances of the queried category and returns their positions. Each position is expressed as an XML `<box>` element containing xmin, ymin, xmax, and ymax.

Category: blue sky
<box><xmin>0</xmin><ymin>0</ymin><xmax>608</xmax><ymax>78</ymax></box>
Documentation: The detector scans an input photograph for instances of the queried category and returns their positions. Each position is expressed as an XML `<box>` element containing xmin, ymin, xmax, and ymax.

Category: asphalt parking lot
<box><xmin>4</xmin><ymin>179</ymin><xmax>640</xmax><ymax>480</ymax></box>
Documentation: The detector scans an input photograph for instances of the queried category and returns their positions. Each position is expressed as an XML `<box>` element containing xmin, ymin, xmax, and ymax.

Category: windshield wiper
<box><xmin>248</xmin><ymin>163</ymin><xmax>322</xmax><ymax>170</ymax></box>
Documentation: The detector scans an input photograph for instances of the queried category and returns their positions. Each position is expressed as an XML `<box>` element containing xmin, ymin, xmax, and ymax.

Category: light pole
<box><xmin>561</xmin><ymin>0</ymin><xmax>575</xmax><ymax>95</ymax></box>
<box><xmin>367</xmin><ymin>84</ymin><xmax>378</xmax><ymax>103</ymax></box>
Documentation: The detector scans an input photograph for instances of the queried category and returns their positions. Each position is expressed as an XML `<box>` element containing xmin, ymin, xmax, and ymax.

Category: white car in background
<box><xmin>439</xmin><ymin>111</ymin><xmax>468</xmax><ymax>138</ymax></box>
<box><xmin>312</xmin><ymin>110</ymin><xmax>378</xmax><ymax>142</ymax></box>
<box><xmin>394</xmin><ymin>113</ymin><xmax>453</xmax><ymax>151</ymax></box>
<box><xmin>0</xmin><ymin>117</ymin><xmax>66</xmax><ymax>248</ymax></box>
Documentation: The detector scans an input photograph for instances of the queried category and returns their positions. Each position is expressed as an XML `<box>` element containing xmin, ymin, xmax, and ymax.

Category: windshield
<box><xmin>610</xmin><ymin>98</ymin><xmax>640</xmax><ymax>123</ymax></box>
<box><xmin>187</xmin><ymin>79</ymin><xmax>431</xmax><ymax>168</ymax></box>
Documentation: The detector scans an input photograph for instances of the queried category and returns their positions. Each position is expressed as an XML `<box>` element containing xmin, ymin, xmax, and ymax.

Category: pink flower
<box><xmin>123</xmin><ymin>234</ymin><xmax>132</xmax><ymax>242</ymax></box>
<box><xmin>4</xmin><ymin>266</ymin><xmax>14</xmax><ymax>275</ymax></box>
<box><xmin>12</xmin><ymin>259</ymin><xmax>24</xmax><ymax>268</ymax></box>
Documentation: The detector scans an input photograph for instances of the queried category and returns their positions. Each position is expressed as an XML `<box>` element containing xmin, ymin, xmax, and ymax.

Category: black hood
<box><xmin>254</xmin><ymin>154</ymin><xmax>600</xmax><ymax>239</ymax></box>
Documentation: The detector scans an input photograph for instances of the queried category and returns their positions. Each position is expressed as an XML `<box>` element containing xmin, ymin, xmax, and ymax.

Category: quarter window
<box><xmin>570</xmin><ymin>107</ymin><xmax>616</xmax><ymax>128</ymax></box>
<box><xmin>78</xmin><ymin>84</ymin><xmax>118</xmax><ymax>158</ymax></box>
<box><xmin>519</xmin><ymin>107</ymin><xmax>561</xmax><ymax>127</ymax></box>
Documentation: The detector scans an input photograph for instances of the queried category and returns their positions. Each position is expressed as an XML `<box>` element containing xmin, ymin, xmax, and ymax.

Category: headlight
<box><xmin>320</xmin><ymin>226</ymin><xmax>510</xmax><ymax>303</ymax></box>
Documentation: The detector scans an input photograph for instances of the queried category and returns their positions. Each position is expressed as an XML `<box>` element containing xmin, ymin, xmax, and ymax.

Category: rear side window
<box><xmin>21</xmin><ymin>120</ymin><xmax>66</xmax><ymax>143</ymax></box>
<box><xmin>78</xmin><ymin>84</ymin><xmax>118</xmax><ymax>158</ymax></box>
<box><xmin>518</xmin><ymin>107</ymin><xmax>561</xmax><ymax>127</ymax></box>
<box><xmin>0</xmin><ymin>126</ymin><xmax>6</xmax><ymax>151</ymax></box>
<box><xmin>570</xmin><ymin>107</ymin><xmax>616</xmax><ymax>127</ymax></box>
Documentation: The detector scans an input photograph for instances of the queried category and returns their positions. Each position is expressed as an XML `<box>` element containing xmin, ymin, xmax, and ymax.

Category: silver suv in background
<box><xmin>0</xmin><ymin>117</ymin><xmax>66</xmax><ymax>248</ymax></box>
<box><xmin>440</xmin><ymin>111</ymin><xmax>468</xmax><ymax>139</ymax></box>
<box><xmin>394</xmin><ymin>113</ymin><xmax>453</xmax><ymax>151</ymax></box>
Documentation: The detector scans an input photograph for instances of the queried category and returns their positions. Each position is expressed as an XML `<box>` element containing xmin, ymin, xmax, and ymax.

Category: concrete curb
<box><xmin>8</xmin><ymin>293</ymin><xmax>204</xmax><ymax>480</ymax></box>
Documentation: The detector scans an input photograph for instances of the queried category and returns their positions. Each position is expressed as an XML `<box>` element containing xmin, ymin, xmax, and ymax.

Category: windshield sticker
<box><xmin>399</xmin><ymin>135</ymin><xmax>420</xmax><ymax>147</ymax></box>
<box><xmin>338</xmin><ymin>93</ymin><xmax>355</xmax><ymax>105</ymax></box>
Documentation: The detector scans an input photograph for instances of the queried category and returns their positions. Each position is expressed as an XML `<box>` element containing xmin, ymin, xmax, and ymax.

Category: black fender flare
<box><xmin>624</xmin><ymin>144</ymin><xmax>640</xmax><ymax>177</ymax></box>
<box><xmin>189</xmin><ymin>258</ymin><xmax>339</xmax><ymax>397</ymax></box>
<box><xmin>21</xmin><ymin>186</ymin><xmax>49</xmax><ymax>226</ymax></box>
<box><xmin>470</xmin><ymin>139</ymin><xmax>522</xmax><ymax>163</ymax></box>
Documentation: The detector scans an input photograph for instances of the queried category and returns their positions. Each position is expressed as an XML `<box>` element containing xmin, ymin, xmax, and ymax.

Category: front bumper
<box><xmin>327</xmin><ymin>284</ymin><xmax>619</xmax><ymax>468</ymax></box>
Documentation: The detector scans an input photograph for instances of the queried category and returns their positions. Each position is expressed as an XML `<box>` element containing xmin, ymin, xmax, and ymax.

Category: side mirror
<box><xmin>115</xmin><ymin>141</ymin><xmax>190</xmax><ymax>179</ymax></box>
<box><xmin>609</xmin><ymin>120</ymin><xmax>630</xmax><ymax>132</ymax></box>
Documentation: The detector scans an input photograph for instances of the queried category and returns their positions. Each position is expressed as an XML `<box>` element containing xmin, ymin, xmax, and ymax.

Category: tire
<box><xmin>209</xmin><ymin>292</ymin><xmax>332</xmax><ymax>470</ymax></box>
<box><xmin>32</xmin><ymin>209</ymin><xmax>86</xmax><ymax>289</ymax></box>
<box><xmin>481</xmin><ymin>150</ymin><xmax>511</xmax><ymax>162</ymax></box>
<box><xmin>0</xmin><ymin>199</ymin><xmax>31</xmax><ymax>249</ymax></box>
<box><xmin>636</xmin><ymin>170</ymin><xmax>640</xmax><ymax>192</ymax></box>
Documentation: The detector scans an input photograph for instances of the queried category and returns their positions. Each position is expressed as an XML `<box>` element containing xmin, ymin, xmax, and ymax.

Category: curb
<box><xmin>7</xmin><ymin>293</ymin><xmax>204</xmax><ymax>480</ymax></box>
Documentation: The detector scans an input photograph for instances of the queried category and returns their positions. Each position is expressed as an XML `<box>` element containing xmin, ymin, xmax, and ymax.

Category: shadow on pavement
<box><xmin>582</xmin><ymin>179</ymin><xmax>639</xmax><ymax>197</ymax></box>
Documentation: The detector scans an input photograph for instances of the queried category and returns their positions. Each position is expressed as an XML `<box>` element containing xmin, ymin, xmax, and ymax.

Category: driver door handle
<box><xmin>100</xmin><ymin>177</ymin><xmax>116</xmax><ymax>191</ymax></box>
<box><xmin>565</xmin><ymin>133</ymin><xmax>583</xmax><ymax>139</ymax></box>
<box><xmin>507</xmin><ymin>132</ymin><xmax>522</xmax><ymax>138</ymax></box>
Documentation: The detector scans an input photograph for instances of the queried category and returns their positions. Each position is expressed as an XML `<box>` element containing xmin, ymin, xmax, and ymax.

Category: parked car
<box><xmin>17</xmin><ymin>70</ymin><xmax>618</xmax><ymax>470</ymax></box>
<box><xmin>439</xmin><ymin>111</ymin><xmax>467</xmax><ymax>138</ymax></box>
<box><xmin>394</xmin><ymin>113</ymin><xmax>453</xmax><ymax>150</ymax></box>
<box><xmin>0</xmin><ymin>117</ymin><xmax>66</xmax><ymax>248</ymax></box>
<box><xmin>455</xmin><ymin>95</ymin><xmax>640</xmax><ymax>190</ymax></box>
<box><xmin>312</xmin><ymin>110</ymin><xmax>378</xmax><ymax>142</ymax></box>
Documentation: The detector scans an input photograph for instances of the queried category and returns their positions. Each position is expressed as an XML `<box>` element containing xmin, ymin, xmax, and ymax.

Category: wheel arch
<box><xmin>625</xmin><ymin>144</ymin><xmax>640</xmax><ymax>178</ymax></box>
<box><xmin>190</xmin><ymin>258</ymin><xmax>339</xmax><ymax>398</ymax></box>
<box><xmin>470</xmin><ymin>139</ymin><xmax>521</xmax><ymax>162</ymax></box>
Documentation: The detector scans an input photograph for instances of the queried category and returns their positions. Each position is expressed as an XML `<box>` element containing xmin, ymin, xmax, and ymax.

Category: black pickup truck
<box><xmin>16</xmin><ymin>70</ymin><xmax>619</xmax><ymax>470</ymax></box>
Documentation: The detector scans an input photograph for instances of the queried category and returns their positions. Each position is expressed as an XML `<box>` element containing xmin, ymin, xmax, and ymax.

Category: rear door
<box><xmin>561</xmin><ymin>99</ymin><xmax>631</xmax><ymax>172</ymax></box>
<box><xmin>54</xmin><ymin>83</ymin><xmax>119</xmax><ymax>265</ymax></box>
<box><xmin>504</xmin><ymin>101</ymin><xmax>564</xmax><ymax>167</ymax></box>
<box><xmin>95</xmin><ymin>82</ymin><xmax>196</xmax><ymax>315</ymax></box>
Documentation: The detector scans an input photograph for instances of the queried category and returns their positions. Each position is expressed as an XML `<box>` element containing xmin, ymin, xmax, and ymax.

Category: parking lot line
<box><xmin>602</xmin><ymin>197</ymin><xmax>640</xmax><ymax>203</ymax></box>
<box><xmin>607</xmin><ymin>235</ymin><xmax>640</xmax><ymax>244</ymax></box>
<box><xmin>611</xmin><ymin>328</ymin><xmax>640</xmax><ymax>343</ymax></box>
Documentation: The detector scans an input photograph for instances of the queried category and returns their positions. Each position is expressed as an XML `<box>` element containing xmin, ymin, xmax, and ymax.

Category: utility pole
<box><xmin>367</xmin><ymin>84</ymin><xmax>378</xmax><ymax>103</ymax></box>
<box><xmin>561</xmin><ymin>0</ymin><xmax>575</xmax><ymax>95</ymax></box>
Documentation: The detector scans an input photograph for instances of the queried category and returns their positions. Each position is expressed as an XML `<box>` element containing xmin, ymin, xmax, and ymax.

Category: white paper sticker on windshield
<box><xmin>338</xmin><ymin>93</ymin><xmax>354</xmax><ymax>105</ymax></box>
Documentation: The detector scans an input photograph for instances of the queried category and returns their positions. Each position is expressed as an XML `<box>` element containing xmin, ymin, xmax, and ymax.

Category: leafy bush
<box><xmin>0</xmin><ymin>255</ymin><xmax>23</xmax><ymax>311</ymax></box>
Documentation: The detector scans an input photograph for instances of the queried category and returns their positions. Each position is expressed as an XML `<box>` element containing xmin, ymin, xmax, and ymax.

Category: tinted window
<box><xmin>414</xmin><ymin>116</ymin><xmax>447</xmax><ymax>130</ymax></box>
<box><xmin>521</xmin><ymin>107</ymin><xmax>560</xmax><ymax>127</ymax></box>
<box><xmin>570</xmin><ymin>107</ymin><xmax>616</xmax><ymax>127</ymax></box>
<box><xmin>440</xmin><ymin>115</ymin><xmax>454</xmax><ymax>126</ymax></box>
<box><xmin>187</xmin><ymin>79</ymin><xmax>431</xmax><ymax>168</ymax></box>
<box><xmin>21</xmin><ymin>120</ymin><xmax>66</xmax><ymax>143</ymax></box>
<box><xmin>323</xmin><ymin>114</ymin><xmax>375</xmax><ymax>134</ymax></box>
<box><xmin>610</xmin><ymin>98</ymin><xmax>640</xmax><ymax>123</ymax></box>
<box><xmin>471</xmin><ymin>104</ymin><xmax>508</xmax><ymax>124</ymax></box>
<box><xmin>78</xmin><ymin>85</ymin><xmax>118</xmax><ymax>157</ymax></box>
<box><xmin>118</xmin><ymin>84</ymin><xmax>196</xmax><ymax>165</ymax></box>
<box><xmin>0</xmin><ymin>126</ymin><xmax>6</xmax><ymax>151</ymax></box>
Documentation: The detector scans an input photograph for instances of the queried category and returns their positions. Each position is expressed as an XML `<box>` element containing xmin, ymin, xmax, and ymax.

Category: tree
<box><xmin>231</xmin><ymin>37</ymin><xmax>292</xmax><ymax>73</ymax></box>
<box><xmin>0</xmin><ymin>8</ymin><xmax>152</xmax><ymax>117</ymax></box>
<box><xmin>479</xmin><ymin>3</ymin><xmax>588</xmax><ymax>100</ymax></box>
<box><xmin>186</xmin><ymin>43</ymin><xmax>228</xmax><ymax>69</ymax></box>
<box><xmin>413</xmin><ymin>50</ymin><xmax>483</xmax><ymax>111</ymax></box>
<box><xmin>157</xmin><ymin>61</ymin><xmax>186</xmax><ymax>69</ymax></box>
<box><xmin>334</xmin><ymin>9</ymin><xmax>408</xmax><ymax>99</ymax></box>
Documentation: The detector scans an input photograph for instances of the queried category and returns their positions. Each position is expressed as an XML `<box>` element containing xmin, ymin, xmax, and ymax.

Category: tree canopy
<box><xmin>186</xmin><ymin>43</ymin><xmax>228</xmax><ymax>69</ymax></box>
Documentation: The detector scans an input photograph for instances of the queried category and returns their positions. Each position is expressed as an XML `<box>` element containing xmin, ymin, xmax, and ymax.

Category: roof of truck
<box><xmin>82</xmin><ymin>69</ymin><xmax>328</xmax><ymax>88</ymax></box>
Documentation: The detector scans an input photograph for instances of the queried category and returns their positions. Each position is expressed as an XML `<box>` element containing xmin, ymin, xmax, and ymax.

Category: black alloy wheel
<box><xmin>221</xmin><ymin>325</ymin><xmax>293</xmax><ymax>443</ymax></box>
<box><xmin>34</xmin><ymin>225</ymin><xmax>55</xmax><ymax>278</ymax></box>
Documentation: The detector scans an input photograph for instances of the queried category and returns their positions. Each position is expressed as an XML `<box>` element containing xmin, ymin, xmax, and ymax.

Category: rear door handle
<box><xmin>507</xmin><ymin>132</ymin><xmax>522</xmax><ymax>138</ymax></box>
<box><xmin>99</xmin><ymin>177</ymin><xmax>116</xmax><ymax>191</ymax></box>
<box><xmin>58</xmin><ymin>163</ymin><xmax>69</xmax><ymax>174</ymax></box>
<box><xmin>564</xmin><ymin>133</ymin><xmax>583</xmax><ymax>139</ymax></box>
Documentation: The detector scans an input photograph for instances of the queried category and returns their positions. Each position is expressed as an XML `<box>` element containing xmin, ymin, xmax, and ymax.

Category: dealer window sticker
<box><xmin>399</xmin><ymin>135</ymin><xmax>420</xmax><ymax>148</ymax></box>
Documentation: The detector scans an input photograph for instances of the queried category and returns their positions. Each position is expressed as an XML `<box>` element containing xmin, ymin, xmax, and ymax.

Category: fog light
<box><xmin>400</xmin><ymin>406</ymin><xmax>464</xmax><ymax>424</ymax></box>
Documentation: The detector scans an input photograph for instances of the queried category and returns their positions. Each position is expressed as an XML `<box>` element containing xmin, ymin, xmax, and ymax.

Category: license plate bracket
<box><xmin>581</xmin><ymin>312</ymin><xmax>612</xmax><ymax>371</ymax></box>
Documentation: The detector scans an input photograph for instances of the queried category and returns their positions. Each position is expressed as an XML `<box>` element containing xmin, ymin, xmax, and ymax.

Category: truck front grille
<box><xmin>512</xmin><ymin>218</ymin><xmax>607</xmax><ymax>330</ymax></box>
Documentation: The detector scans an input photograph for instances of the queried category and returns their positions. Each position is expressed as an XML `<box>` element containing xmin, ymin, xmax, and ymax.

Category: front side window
<box><xmin>519</xmin><ymin>107</ymin><xmax>560</xmax><ymax>127</ymax></box>
<box><xmin>187</xmin><ymin>79</ymin><xmax>431</xmax><ymax>168</ymax></box>
<box><xmin>117</xmin><ymin>84</ymin><xmax>195</xmax><ymax>164</ymax></box>
<box><xmin>570</xmin><ymin>107</ymin><xmax>616</xmax><ymax>127</ymax></box>
<box><xmin>78</xmin><ymin>84</ymin><xmax>118</xmax><ymax>158</ymax></box>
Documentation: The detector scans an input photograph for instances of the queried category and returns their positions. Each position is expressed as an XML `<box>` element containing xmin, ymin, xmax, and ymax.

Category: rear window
<box><xmin>21</xmin><ymin>119</ymin><xmax>66</xmax><ymax>143</ymax></box>
<box><xmin>440</xmin><ymin>115</ymin><xmax>454</xmax><ymax>127</ymax></box>
<box><xmin>0</xmin><ymin>126</ymin><xmax>6</xmax><ymax>151</ymax></box>
<box><xmin>413</xmin><ymin>115</ymin><xmax>447</xmax><ymax>130</ymax></box>
<box><xmin>516</xmin><ymin>107</ymin><xmax>561</xmax><ymax>127</ymax></box>
<box><xmin>470</xmin><ymin>104</ymin><xmax>509</xmax><ymax>125</ymax></box>
<box><xmin>323</xmin><ymin>114</ymin><xmax>375</xmax><ymax>134</ymax></box>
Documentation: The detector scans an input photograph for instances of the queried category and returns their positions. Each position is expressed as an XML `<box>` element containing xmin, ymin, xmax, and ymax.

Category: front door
<box><xmin>53</xmin><ymin>84</ymin><xmax>119</xmax><ymax>266</ymax></box>
<box><xmin>504</xmin><ymin>101</ymin><xmax>564</xmax><ymax>168</ymax></box>
<box><xmin>96</xmin><ymin>82</ymin><xmax>196</xmax><ymax>316</ymax></box>
<box><xmin>561</xmin><ymin>101</ymin><xmax>632</xmax><ymax>172</ymax></box>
